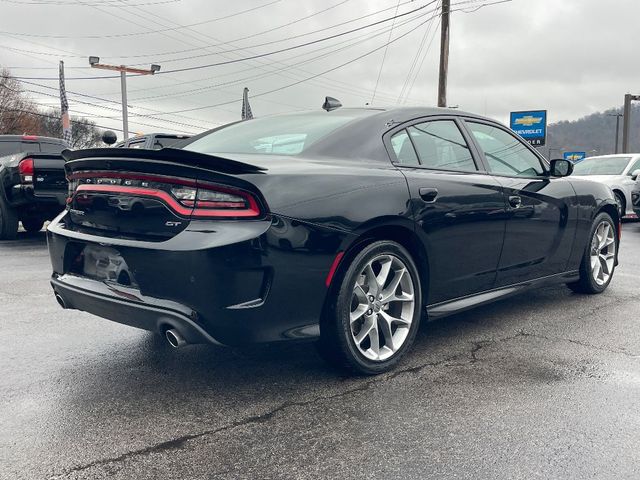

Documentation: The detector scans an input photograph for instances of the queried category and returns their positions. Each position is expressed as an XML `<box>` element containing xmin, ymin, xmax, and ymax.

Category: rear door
<box><xmin>463</xmin><ymin>120</ymin><xmax>577</xmax><ymax>286</ymax></box>
<box><xmin>386</xmin><ymin>117</ymin><xmax>507</xmax><ymax>304</ymax></box>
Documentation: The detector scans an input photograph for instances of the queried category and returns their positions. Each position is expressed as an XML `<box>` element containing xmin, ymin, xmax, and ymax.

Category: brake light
<box><xmin>68</xmin><ymin>172</ymin><xmax>263</xmax><ymax>219</ymax></box>
<box><xmin>19</xmin><ymin>157</ymin><xmax>34</xmax><ymax>183</ymax></box>
<box><xmin>171</xmin><ymin>184</ymin><xmax>260</xmax><ymax>218</ymax></box>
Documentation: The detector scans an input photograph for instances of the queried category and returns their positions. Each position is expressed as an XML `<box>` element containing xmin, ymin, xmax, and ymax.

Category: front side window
<box><xmin>468</xmin><ymin>122</ymin><xmax>544</xmax><ymax>177</ymax></box>
<box><xmin>407</xmin><ymin>120</ymin><xmax>476</xmax><ymax>171</ymax></box>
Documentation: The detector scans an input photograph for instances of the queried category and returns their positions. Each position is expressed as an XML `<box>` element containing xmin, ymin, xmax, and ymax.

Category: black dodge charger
<box><xmin>48</xmin><ymin>107</ymin><xmax>619</xmax><ymax>374</ymax></box>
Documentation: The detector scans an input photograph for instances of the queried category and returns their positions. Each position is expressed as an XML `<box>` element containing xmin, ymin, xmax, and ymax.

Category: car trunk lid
<box><xmin>63</xmin><ymin>148</ymin><xmax>266</xmax><ymax>241</ymax></box>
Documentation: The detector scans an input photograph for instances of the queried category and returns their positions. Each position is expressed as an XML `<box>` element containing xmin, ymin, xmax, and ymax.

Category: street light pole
<box><xmin>607</xmin><ymin>113</ymin><xmax>623</xmax><ymax>154</ymax></box>
<box><xmin>88</xmin><ymin>57</ymin><xmax>160</xmax><ymax>140</ymax></box>
<box><xmin>622</xmin><ymin>93</ymin><xmax>640</xmax><ymax>154</ymax></box>
<box><xmin>120</xmin><ymin>70</ymin><xmax>129</xmax><ymax>140</ymax></box>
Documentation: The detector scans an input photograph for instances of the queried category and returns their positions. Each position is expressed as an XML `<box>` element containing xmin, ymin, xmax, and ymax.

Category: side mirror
<box><xmin>631</xmin><ymin>169</ymin><xmax>640</xmax><ymax>181</ymax></box>
<box><xmin>549</xmin><ymin>158</ymin><xmax>573</xmax><ymax>177</ymax></box>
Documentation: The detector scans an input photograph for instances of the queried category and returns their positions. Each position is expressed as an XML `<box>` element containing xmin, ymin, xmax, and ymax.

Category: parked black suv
<box><xmin>0</xmin><ymin>135</ymin><xmax>68</xmax><ymax>239</ymax></box>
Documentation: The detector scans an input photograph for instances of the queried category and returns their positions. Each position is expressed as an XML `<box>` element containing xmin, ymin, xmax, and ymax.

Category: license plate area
<box><xmin>66</xmin><ymin>243</ymin><xmax>138</xmax><ymax>288</ymax></box>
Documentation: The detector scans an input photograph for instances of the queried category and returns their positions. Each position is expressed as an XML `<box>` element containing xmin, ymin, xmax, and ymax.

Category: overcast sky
<box><xmin>0</xmin><ymin>0</ymin><xmax>636</xmax><ymax>139</ymax></box>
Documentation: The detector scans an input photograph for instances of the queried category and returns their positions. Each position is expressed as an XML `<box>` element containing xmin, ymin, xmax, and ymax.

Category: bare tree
<box><xmin>0</xmin><ymin>68</ymin><xmax>41</xmax><ymax>134</ymax></box>
<box><xmin>1</xmin><ymin>67</ymin><xmax>104</xmax><ymax>148</ymax></box>
<box><xmin>39</xmin><ymin>108</ymin><xmax>103</xmax><ymax>149</ymax></box>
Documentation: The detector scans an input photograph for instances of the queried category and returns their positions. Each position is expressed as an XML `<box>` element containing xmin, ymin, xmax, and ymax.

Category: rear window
<box><xmin>153</xmin><ymin>136</ymin><xmax>187</xmax><ymax>149</ymax></box>
<box><xmin>572</xmin><ymin>156</ymin><xmax>631</xmax><ymax>176</ymax></box>
<box><xmin>184</xmin><ymin>112</ymin><xmax>365</xmax><ymax>156</ymax></box>
<box><xmin>0</xmin><ymin>141</ymin><xmax>22</xmax><ymax>156</ymax></box>
<box><xmin>40</xmin><ymin>142</ymin><xmax>65</xmax><ymax>153</ymax></box>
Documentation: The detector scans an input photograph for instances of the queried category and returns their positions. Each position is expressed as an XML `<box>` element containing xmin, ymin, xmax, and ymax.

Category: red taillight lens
<box><xmin>172</xmin><ymin>184</ymin><xmax>261</xmax><ymax>218</ymax></box>
<box><xmin>67</xmin><ymin>171</ymin><xmax>263</xmax><ymax>219</ymax></box>
<box><xmin>19</xmin><ymin>158</ymin><xmax>34</xmax><ymax>183</ymax></box>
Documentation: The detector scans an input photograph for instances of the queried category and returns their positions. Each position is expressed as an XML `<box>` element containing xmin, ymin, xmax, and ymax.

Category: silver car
<box><xmin>572</xmin><ymin>154</ymin><xmax>640</xmax><ymax>218</ymax></box>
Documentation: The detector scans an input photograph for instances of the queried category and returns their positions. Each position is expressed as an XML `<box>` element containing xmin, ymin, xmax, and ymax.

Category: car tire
<box><xmin>614</xmin><ymin>192</ymin><xmax>625</xmax><ymax>219</ymax></box>
<box><xmin>317</xmin><ymin>240</ymin><xmax>422</xmax><ymax>375</ymax></box>
<box><xmin>21</xmin><ymin>218</ymin><xmax>44</xmax><ymax>234</ymax></box>
<box><xmin>0</xmin><ymin>197</ymin><xmax>19</xmax><ymax>240</ymax></box>
<box><xmin>567</xmin><ymin>212</ymin><xmax>617</xmax><ymax>294</ymax></box>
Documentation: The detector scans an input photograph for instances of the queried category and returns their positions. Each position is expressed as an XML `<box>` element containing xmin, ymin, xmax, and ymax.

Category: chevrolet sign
<box><xmin>510</xmin><ymin>110</ymin><xmax>547</xmax><ymax>146</ymax></box>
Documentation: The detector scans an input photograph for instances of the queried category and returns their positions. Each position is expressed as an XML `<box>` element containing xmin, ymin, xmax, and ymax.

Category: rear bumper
<box><xmin>47</xmin><ymin>211</ymin><xmax>352</xmax><ymax>345</ymax></box>
<box><xmin>52</xmin><ymin>274</ymin><xmax>223</xmax><ymax>345</ymax></box>
<box><xmin>9</xmin><ymin>183</ymin><xmax>67</xmax><ymax>209</ymax></box>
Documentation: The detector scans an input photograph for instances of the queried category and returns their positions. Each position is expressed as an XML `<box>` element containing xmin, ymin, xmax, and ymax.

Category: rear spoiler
<box><xmin>62</xmin><ymin>147</ymin><xmax>266</xmax><ymax>175</ymax></box>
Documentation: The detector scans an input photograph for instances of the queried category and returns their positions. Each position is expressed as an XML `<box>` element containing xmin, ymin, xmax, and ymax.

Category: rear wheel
<box><xmin>567</xmin><ymin>212</ymin><xmax>617</xmax><ymax>294</ymax></box>
<box><xmin>21</xmin><ymin>218</ymin><xmax>44</xmax><ymax>234</ymax></box>
<box><xmin>317</xmin><ymin>241</ymin><xmax>422</xmax><ymax>375</ymax></box>
<box><xmin>0</xmin><ymin>197</ymin><xmax>19</xmax><ymax>240</ymax></box>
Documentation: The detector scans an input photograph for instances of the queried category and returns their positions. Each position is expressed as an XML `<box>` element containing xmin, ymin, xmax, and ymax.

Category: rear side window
<box><xmin>403</xmin><ymin>120</ymin><xmax>477</xmax><ymax>172</ymax></box>
<box><xmin>127</xmin><ymin>139</ymin><xmax>147</xmax><ymax>149</ymax></box>
<box><xmin>40</xmin><ymin>142</ymin><xmax>65</xmax><ymax>153</ymax></box>
<box><xmin>390</xmin><ymin>130</ymin><xmax>419</xmax><ymax>166</ymax></box>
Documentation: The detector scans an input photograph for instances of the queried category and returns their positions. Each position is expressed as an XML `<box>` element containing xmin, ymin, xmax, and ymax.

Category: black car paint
<box><xmin>47</xmin><ymin>108</ymin><xmax>619</xmax><ymax>347</ymax></box>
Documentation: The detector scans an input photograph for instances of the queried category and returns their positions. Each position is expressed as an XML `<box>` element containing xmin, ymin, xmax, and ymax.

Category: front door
<box><xmin>463</xmin><ymin>120</ymin><xmax>577</xmax><ymax>286</ymax></box>
<box><xmin>387</xmin><ymin>118</ymin><xmax>507</xmax><ymax>304</ymax></box>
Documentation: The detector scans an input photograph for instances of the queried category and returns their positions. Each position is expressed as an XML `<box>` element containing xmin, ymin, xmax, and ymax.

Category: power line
<box><xmin>370</xmin><ymin>0</ymin><xmax>401</xmax><ymax>106</ymax></box>
<box><xmin>127</xmin><ymin>8</ymin><xmax>448</xmax><ymax>118</ymax></box>
<box><xmin>0</xmin><ymin>0</ymin><xmax>282</xmax><ymax>38</ymax></box>
<box><xmin>7</xmin><ymin>1</ymin><xmax>438</xmax><ymax>80</ymax></box>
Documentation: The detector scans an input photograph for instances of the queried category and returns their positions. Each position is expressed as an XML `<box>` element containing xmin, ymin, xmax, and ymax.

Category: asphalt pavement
<box><xmin>1</xmin><ymin>224</ymin><xmax>640</xmax><ymax>480</ymax></box>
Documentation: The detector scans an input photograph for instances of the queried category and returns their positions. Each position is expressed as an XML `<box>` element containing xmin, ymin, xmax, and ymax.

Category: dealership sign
<box><xmin>510</xmin><ymin>110</ymin><xmax>547</xmax><ymax>146</ymax></box>
<box><xmin>563</xmin><ymin>151</ymin><xmax>587</xmax><ymax>162</ymax></box>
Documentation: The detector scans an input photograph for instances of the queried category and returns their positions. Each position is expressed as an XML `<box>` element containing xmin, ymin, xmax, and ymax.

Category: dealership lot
<box><xmin>1</xmin><ymin>226</ymin><xmax>639</xmax><ymax>480</ymax></box>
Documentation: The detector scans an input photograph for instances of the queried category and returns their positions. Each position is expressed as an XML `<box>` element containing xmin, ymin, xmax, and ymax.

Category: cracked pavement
<box><xmin>1</xmin><ymin>224</ymin><xmax>640</xmax><ymax>479</ymax></box>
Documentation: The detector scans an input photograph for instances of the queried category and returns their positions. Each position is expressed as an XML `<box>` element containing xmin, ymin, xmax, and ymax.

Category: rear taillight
<box><xmin>18</xmin><ymin>158</ymin><xmax>34</xmax><ymax>183</ymax></box>
<box><xmin>171</xmin><ymin>184</ymin><xmax>260</xmax><ymax>218</ymax></box>
<box><xmin>67</xmin><ymin>172</ymin><xmax>263</xmax><ymax>219</ymax></box>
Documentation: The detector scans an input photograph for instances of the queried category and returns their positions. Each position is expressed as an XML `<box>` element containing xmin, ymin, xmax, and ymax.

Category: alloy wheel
<box><xmin>590</xmin><ymin>221</ymin><xmax>616</xmax><ymax>286</ymax></box>
<box><xmin>349</xmin><ymin>254</ymin><xmax>415</xmax><ymax>361</ymax></box>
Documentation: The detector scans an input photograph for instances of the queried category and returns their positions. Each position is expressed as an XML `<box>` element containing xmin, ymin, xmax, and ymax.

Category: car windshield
<box><xmin>572</xmin><ymin>156</ymin><xmax>631</xmax><ymax>175</ymax></box>
<box><xmin>183</xmin><ymin>112</ymin><xmax>367</xmax><ymax>156</ymax></box>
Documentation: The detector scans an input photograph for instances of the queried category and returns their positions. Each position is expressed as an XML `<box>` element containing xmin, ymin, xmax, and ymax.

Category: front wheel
<box><xmin>567</xmin><ymin>212</ymin><xmax>617</xmax><ymax>294</ymax></box>
<box><xmin>317</xmin><ymin>241</ymin><xmax>422</xmax><ymax>375</ymax></box>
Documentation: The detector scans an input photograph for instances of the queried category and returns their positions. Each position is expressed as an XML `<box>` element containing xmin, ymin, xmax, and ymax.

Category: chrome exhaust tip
<box><xmin>165</xmin><ymin>328</ymin><xmax>187</xmax><ymax>348</ymax></box>
<box><xmin>55</xmin><ymin>293</ymin><xmax>66</xmax><ymax>309</ymax></box>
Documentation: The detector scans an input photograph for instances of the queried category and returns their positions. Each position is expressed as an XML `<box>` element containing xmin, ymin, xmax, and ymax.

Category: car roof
<box><xmin>0</xmin><ymin>135</ymin><xmax>65</xmax><ymax>143</ymax></box>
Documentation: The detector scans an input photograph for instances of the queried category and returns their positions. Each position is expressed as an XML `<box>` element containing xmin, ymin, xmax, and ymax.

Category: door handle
<box><xmin>419</xmin><ymin>187</ymin><xmax>438</xmax><ymax>202</ymax></box>
<box><xmin>508</xmin><ymin>195</ymin><xmax>522</xmax><ymax>208</ymax></box>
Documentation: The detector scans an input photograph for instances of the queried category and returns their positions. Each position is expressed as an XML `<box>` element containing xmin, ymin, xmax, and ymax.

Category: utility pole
<box><xmin>607</xmin><ymin>113</ymin><xmax>623</xmax><ymax>154</ymax></box>
<box><xmin>88</xmin><ymin>56</ymin><xmax>160</xmax><ymax>140</ymax></box>
<box><xmin>437</xmin><ymin>0</ymin><xmax>450</xmax><ymax>108</ymax></box>
<box><xmin>622</xmin><ymin>93</ymin><xmax>640</xmax><ymax>153</ymax></box>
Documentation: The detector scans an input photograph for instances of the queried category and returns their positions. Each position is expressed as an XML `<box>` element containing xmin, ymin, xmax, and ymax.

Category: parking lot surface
<box><xmin>1</xmin><ymin>225</ymin><xmax>639</xmax><ymax>480</ymax></box>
